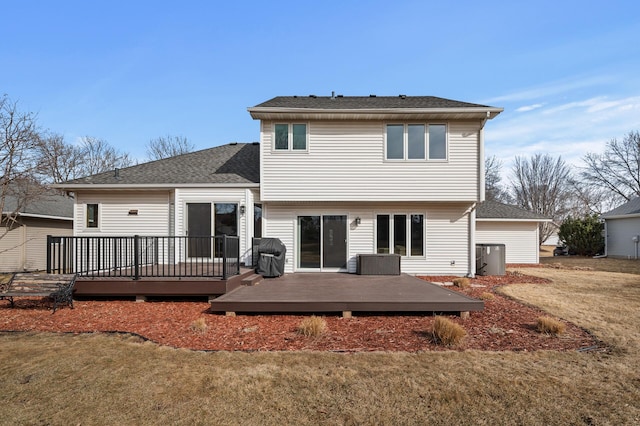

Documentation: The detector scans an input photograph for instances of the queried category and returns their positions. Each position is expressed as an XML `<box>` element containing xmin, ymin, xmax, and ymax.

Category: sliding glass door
<box><xmin>298</xmin><ymin>215</ymin><xmax>347</xmax><ymax>270</ymax></box>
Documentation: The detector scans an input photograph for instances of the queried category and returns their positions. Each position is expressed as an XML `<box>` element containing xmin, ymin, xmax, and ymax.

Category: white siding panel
<box><xmin>261</xmin><ymin>121</ymin><xmax>481</xmax><ymax>202</ymax></box>
<box><xmin>476</xmin><ymin>221</ymin><xmax>539</xmax><ymax>263</ymax></box>
<box><xmin>264</xmin><ymin>202</ymin><xmax>471</xmax><ymax>275</ymax></box>
<box><xmin>76</xmin><ymin>191</ymin><xmax>170</xmax><ymax>236</ymax></box>
<box><xmin>606</xmin><ymin>217</ymin><xmax>640</xmax><ymax>258</ymax></box>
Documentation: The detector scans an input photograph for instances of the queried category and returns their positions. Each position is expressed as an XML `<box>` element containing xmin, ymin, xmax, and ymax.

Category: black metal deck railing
<box><xmin>46</xmin><ymin>235</ymin><xmax>240</xmax><ymax>280</ymax></box>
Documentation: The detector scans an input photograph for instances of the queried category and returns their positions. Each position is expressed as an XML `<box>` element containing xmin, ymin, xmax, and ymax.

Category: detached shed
<box><xmin>476</xmin><ymin>201</ymin><xmax>550</xmax><ymax>264</ymax></box>
<box><xmin>602</xmin><ymin>197</ymin><xmax>640</xmax><ymax>259</ymax></box>
<box><xmin>1</xmin><ymin>192</ymin><xmax>73</xmax><ymax>272</ymax></box>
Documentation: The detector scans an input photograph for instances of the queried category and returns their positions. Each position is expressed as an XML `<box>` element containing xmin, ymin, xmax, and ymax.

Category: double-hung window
<box><xmin>274</xmin><ymin>123</ymin><xmax>307</xmax><ymax>151</ymax></box>
<box><xmin>376</xmin><ymin>213</ymin><xmax>424</xmax><ymax>257</ymax></box>
<box><xmin>385</xmin><ymin>124</ymin><xmax>447</xmax><ymax>160</ymax></box>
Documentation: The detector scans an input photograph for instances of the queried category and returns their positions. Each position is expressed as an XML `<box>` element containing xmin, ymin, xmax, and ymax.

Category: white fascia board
<box><xmin>51</xmin><ymin>183</ymin><xmax>260</xmax><ymax>190</ymax></box>
<box><xmin>602</xmin><ymin>213</ymin><xmax>640</xmax><ymax>220</ymax></box>
<box><xmin>3</xmin><ymin>212</ymin><xmax>73</xmax><ymax>221</ymax></box>
<box><xmin>248</xmin><ymin>107</ymin><xmax>504</xmax><ymax>120</ymax></box>
<box><xmin>476</xmin><ymin>218</ymin><xmax>552</xmax><ymax>223</ymax></box>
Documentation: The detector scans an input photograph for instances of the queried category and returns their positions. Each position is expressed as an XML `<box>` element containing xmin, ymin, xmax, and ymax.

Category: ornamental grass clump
<box><xmin>189</xmin><ymin>317</ymin><xmax>208</xmax><ymax>334</ymax></box>
<box><xmin>432</xmin><ymin>316</ymin><xmax>467</xmax><ymax>346</ymax></box>
<box><xmin>297</xmin><ymin>315</ymin><xmax>327</xmax><ymax>337</ymax></box>
<box><xmin>536</xmin><ymin>316</ymin><xmax>566</xmax><ymax>336</ymax></box>
<box><xmin>480</xmin><ymin>292</ymin><xmax>495</xmax><ymax>301</ymax></box>
<box><xmin>453</xmin><ymin>277</ymin><xmax>471</xmax><ymax>289</ymax></box>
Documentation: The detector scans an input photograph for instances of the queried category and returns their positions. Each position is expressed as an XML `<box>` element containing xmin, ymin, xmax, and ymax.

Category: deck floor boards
<box><xmin>210</xmin><ymin>273</ymin><xmax>483</xmax><ymax>314</ymax></box>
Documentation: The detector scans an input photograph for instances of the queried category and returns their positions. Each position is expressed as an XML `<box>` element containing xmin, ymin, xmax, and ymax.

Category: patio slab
<box><xmin>209</xmin><ymin>273</ymin><xmax>483</xmax><ymax>315</ymax></box>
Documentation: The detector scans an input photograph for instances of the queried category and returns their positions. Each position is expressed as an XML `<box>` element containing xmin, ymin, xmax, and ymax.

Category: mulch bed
<box><xmin>0</xmin><ymin>271</ymin><xmax>601</xmax><ymax>352</ymax></box>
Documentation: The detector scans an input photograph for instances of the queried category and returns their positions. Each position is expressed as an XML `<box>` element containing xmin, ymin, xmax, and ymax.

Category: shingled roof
<box><xmin>476</xmin><ymin>200</ymin><xmax>550</xmax><ymax>221</ymax></box>
<box><xmin>252</xmin><ymin>95</ymin><xmax>493</xmax><ymax>110</ymax></box>
<box><xmin>3</xmin><ymin>191</ymin><xmax>73</xmax><ymax>219</ymax></box>
<box><xmin>602</xmin><ymin>197</ymin><xmax>640</xmax><ymax>218</ymax></box>
<box><xmin>59</xmin><ymin>143</ymin><xmax>260</xmax><ymax>187</ymax></box>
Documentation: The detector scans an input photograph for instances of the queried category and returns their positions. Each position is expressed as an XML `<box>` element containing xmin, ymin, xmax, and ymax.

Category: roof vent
<box><xmin>114</xmin><ymin>168</ymin><xmax>120</xmax><ymax>178</ymax></box>
<box><xmin>331</xmin><ymin>91</ymin><xmax>335</xmax><ymax>99</ymax></box>
<box><xmin>369</xmin><ymin>94</ymin><xmax>376</xmax><ymax>97</ymax></box>
<box><xmin>399</xmin><ymin>94</ymin><xmax>407</xmax><ymax>99</ymax></box>
<box><xmin>293</xmin><ymin>95</ymin><xmax>298</xmax><ymax>98</ymax></box>
<box><xmin>230</xmin><ymin>142</ymin><xmax>238</xmax><ymax>145</ymax></box>
<box><xmin>252</xmin><ymin>142</ymin><xmax>259</xmax><ymax>145</ymax></box>
<box><xmin>337</xmin><ymin>94</ymin><xmax>343</xmax><ymax>97</ymax></box>
<box><xmin>309</xmin><ymin>94</ymin><xmax>317</xmax><ymax>98</ymax></box>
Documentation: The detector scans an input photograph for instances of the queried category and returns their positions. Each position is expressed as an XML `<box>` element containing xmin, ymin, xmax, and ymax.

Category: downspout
<box><xmin>478</xmin><ymin>111</ymin><xmax>490</xmax><ymax>202</ymax></box>
<box><xmin>468</xmin><ymin>204</ymin><xmax>477</xmax><ymax>277</ymax></box>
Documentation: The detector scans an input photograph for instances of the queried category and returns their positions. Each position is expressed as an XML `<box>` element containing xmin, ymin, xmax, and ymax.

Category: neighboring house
<box><xmin>56</xmin><ymin>95</ymin><xmax>504</xmax><ymax>276</ymax></box>
<box><xmin>476</xmin><ymin>200</ymin><xmax>551</xmax><ymax>264</ymax></box>
<box><xmin>601</xmin><ymin>197</ymin><xmax>640</xmax><ymax>259</ymax></box>
<box><xmin>0</xmin><ymin>191</ymin><xmax>73</xmax><ymax>272</ymax></box>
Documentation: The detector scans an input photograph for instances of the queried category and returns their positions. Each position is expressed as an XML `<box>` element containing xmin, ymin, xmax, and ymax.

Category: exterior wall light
<box><xmin>355</xmin><ymin>216</ymin><xmax>361</xmax><ymax>225</ymax></box>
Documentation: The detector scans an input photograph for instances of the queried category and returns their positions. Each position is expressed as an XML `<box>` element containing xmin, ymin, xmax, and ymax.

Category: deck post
<box><xmin>134</xmin><ymin>235</ymin><xmax>140</xmax><ymax>280</ymax></box>
<box><xmin>222</xmin><ymin>235</ymin><xmax>228</xmax><ymax>280</ymax></box>
<box><xmin>46</xmin><ymin>235</ymin><xmax>52</xmax><ymax>273</ymax></box>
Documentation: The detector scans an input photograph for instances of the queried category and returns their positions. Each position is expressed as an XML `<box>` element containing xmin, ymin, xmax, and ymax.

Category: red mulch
<box><xmin>0</xmin><ymin>271</ymin><xmax>601</xmax><ymax>352</ymax></box>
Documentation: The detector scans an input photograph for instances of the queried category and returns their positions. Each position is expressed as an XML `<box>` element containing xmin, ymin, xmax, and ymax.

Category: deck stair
<box><xmin>241</xmin><ymin>273</ymin><xmax>264</xmax><ymax>286</ymax></box>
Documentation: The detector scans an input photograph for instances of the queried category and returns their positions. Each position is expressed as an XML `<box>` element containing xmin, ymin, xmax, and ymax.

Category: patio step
<box><xmin>241</xmin><ymin>274</ymin><xmax>263</xmax><ymax>286</ymax></box>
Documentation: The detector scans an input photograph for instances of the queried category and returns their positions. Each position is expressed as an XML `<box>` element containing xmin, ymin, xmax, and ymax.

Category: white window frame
<box><xmin>374</xmin><ymin>212</ymin><xmax>426</xmax><ymax>258</ymax></box>
<box><xmin>384</xmin><ymin>123</ymin><xmax>448</xmax><ymax>161</ymax></box>
<box><xmin>273</xmin><ymin>122</ymin><xmax>309</xmax><ymax>152</ymax></box>
<box><xmin>84</xmin><ymin>202</ymin><xmax>101</xmax><ymax>231</ymax></box>
<box><xmin>427</xmin><ymin>123</ymin><xmax>448</xmax><ymax>161</ymax></box>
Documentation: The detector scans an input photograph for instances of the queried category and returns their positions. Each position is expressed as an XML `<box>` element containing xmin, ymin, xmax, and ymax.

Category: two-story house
<box><xmin>55</xmin><ymin>95</ymin><xmax>502</xmax><ymax>279</ymax></box>
<box><xmin>249</xmin><ymin>95</ymin><xmax>502</xmax><ymax>275</ymax></box>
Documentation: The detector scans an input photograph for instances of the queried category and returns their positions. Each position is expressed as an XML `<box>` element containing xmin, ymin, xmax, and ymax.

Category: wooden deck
<box><xmin>73</xmin><ymin>268</ymin><xmax>253</xmax><ymax>298</ymax></box>
<box><xmin>210</xmin><ymin>273</ymin><xmax>483</xmax><ymax>315</ymax></box>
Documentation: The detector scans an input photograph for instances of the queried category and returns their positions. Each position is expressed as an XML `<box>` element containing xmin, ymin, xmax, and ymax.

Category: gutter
<box><xmin>51</xmin><ymin>183</ymin><xmax>261</xmax><ymax>190</ymax></box>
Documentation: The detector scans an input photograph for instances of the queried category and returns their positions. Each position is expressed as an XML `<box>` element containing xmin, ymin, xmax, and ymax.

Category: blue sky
<box><xmin>2</xmin><ymin>1</ymin><xmax>640</xmax><ymax>174</ymax></box>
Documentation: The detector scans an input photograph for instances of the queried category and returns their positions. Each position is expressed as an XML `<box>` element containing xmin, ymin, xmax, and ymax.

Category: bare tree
<box><xmin>485</xmin><ymin>155</ymin><xmax>510</xmax><ymax>202</ymax></box>
<box><xmin>146</xmin><ymin>135</ymin><xmax>194</xmax><ymax>161</ymax></box>
<box><xmin>510</xmin><ymin>154</ymin><xmax>572</xmax><ymax>245</ymax></box>
<box><xmin>35</xmin><ymin>132</ymin><xmax>83</xmax><ymax>183</ymax></box>
<box><xmin>76</xmin><ymin>136</ymin><xmax>133</xmax><ymax>177</ymax></box>
<box><xmin>581</xmin><ymin>131</ymin><xmax>640</xmax><ymax>204</ymax></box>
<box><xmin>0</xmin><ymin>95</ymin><xmax>43</xmax><ymax>236</ymax></box>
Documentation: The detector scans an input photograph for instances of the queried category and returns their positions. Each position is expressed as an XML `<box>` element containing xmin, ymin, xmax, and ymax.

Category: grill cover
<box><xmin>256</xmin><ymin>238</ymin><xmax>286</xmax><ymax>278</ymax></box>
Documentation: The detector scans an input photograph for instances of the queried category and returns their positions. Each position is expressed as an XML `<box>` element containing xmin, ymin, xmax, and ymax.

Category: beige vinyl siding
<box><xmin>0</xmin><ymin>218</ymin><xmax>72</xmax><ymax>272</ymax></box>
<box><xmin>0</xmin><ymin>222</ymin><xmax>25</xmax><ymax>272</ymax></box>
<box><xmin>260</xmin><ymin>121</ymin><xmax>481</xmax><ymax>202</ymax></box>
<box><xmin>76</xmin><ymin>191</ymin><xmax>171</xmax><ymax>236</ymax></box>
<box><xmin>24</xmin><ymin>218</ymin><xmax>73</xmax><ymax>271</ymax></box>
<box><xmin>264</xmin><ymin>202</ymin><xmax>471</xmax><ymax>275</ymax></box>
<box><xmin>605</xmin><ymin>217</ymin><xmax>640</xmax><ymax>258</ymax></box>
<box><xmin>476</xmin><ymin>221</ymin><xmax>540</xmax><ymax>263</ymax></box>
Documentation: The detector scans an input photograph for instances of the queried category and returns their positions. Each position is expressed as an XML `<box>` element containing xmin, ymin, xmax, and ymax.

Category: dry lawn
<box><xmin>2</xmin><ymin>266</ymin><xmax>640</xmax><ymax>424</ymax></box>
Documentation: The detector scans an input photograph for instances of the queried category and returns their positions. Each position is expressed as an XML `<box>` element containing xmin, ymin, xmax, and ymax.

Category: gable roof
<box><xmin>476</xmin><ymin>200</ymin><xmax>550</xmax><ymax>221</ymax></box>
<box><xmin>3</xmin><ymin>191</ymin><xmax>73</xmax><ymax>220</ymax></box>
<box><xmin>602</xmin><ymin>197</ymin><xmax>640</xmax><ymax>218</ymax></box>
<box><xmin>248</xmin><ymin>95</ymin><xmax>503</xmax><ymax>121</ymax></box>
<box><xmin>55</xmin><ymin>143</ymin><xmax>260</xmax><ymax>189</ymax></box>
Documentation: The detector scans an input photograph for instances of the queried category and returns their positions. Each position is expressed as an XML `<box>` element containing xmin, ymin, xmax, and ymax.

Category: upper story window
<box><xmin>274</xmin><ymin>123</ymin><xmax>307</xmax><ymax>151</ymax></box>
<box><xmin>86</xmin><ymin>204</ymin><xmax>99</xmax><ymax>228</ymax></box>
<box><xmin>385</xmin><ymin>124</ymin><xmax>447</xmax><ymax>160</ymax></box>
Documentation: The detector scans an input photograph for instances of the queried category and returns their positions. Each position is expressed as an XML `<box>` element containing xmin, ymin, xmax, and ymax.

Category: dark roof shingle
<box><xmin>62</xmin><ymin>143</ymin><xmax>260</xmax><ymax>186</ymax></box>
<box><xmin>602</xmin><ymin>197</ymin><xmax>640</xmax><ymax>217</ymax></box>
<box><xmin>253</xmin><ymin>95</ymin><xmax>494</xmax><ymax>110</ymax></box>
<box><xmin>3</xmin><ymin>191</ymin><xmax>73</xmax><ymax>219</ymax></box>
<box><xmin>477</xmin><ymin>200</ymin><xmax>549</xmax><ymax>220</ymax></box>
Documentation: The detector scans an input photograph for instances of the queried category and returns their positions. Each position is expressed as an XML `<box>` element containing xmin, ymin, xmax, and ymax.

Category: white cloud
<box><xmin>516</xmin><ymin>103</ymin><xmax>544</xmax><ymax>112</ymax></box>
<box><xmin>484</xmin><ymin>94</ymin><xmax>640</xmax><ymax>176</ymax></box>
